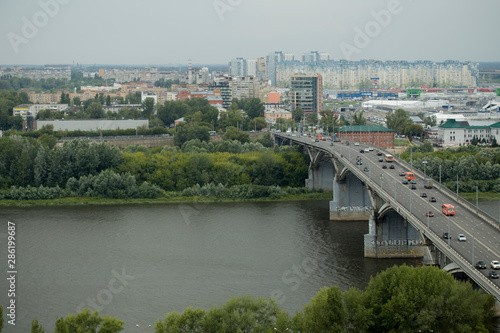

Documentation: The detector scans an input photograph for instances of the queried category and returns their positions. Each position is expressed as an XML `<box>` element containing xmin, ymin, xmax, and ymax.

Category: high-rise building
<box><xmin>284</xmin><ymin>53</ymin><xmax>295</xmax><ymax>62</ymax></box>
<box><xmin>228</xmin><ymin>58</ymin><xmax>246</xmax><ymax>77</ymax></box>
<box><xmin>266</xmin><ymin>51</ymin><xmax>284</xmax><ymax>87</ymax></box>
<box><xmin>246</xmin><ymin>59</ymin><xmax>257</xmax><ymax>77</ymax></box>
<box><xmin>290</xmin><ymin>74</ymin><xmax>322</xmax><ymax>116</ymax></box>
<box><xmin>256</xmin><ymin>58</ymin><xmax>267</xmax><ymax>81</ymax></box>
<box><xmin>211</xmin><ymin>76</ymin><xmax>233</xmax><ymax>108</ymax></box>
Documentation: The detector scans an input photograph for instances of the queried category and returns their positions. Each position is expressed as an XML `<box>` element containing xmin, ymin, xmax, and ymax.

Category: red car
<box><xmin>426</xmin><ymin>211</ymin><xmax>434</xmax><ymax>217</ymax></box>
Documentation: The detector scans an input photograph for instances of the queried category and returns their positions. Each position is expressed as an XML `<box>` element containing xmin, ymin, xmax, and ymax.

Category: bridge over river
<box><xmin>274</xmin><ymin>132</ymin><xmax>500</xmax><ymax>303</ymax></box>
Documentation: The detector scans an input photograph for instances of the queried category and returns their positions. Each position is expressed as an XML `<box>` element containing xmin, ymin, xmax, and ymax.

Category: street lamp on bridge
<box><xmin>422</xmin><ymin>159</ymin><xmax>427</xmax><ymax>177</ymax></box>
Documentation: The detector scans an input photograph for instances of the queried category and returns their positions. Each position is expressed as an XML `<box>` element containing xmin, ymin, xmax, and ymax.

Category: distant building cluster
<box><xmin>0</xmin><ymin>65</ymin><xmax>71</xmax><ymax>81</ymax></box>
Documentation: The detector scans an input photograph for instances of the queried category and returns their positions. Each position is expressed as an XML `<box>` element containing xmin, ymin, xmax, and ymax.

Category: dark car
<box><xmin>411</xmin><ymin>184</ymin><xmax>416</xmax><ymax>190</ymax></box>
<box><xmin>429</xmin><ymin>197</ymin><xmax>436</xmax><ymax>202</ymax></box>
<box><xmin>421</xmin><ymin>193</ymin><xmax>427</xmax><ymax>197</ymax></box>
<box><xmin>443</xmin><ymin>232</ymin><xmax>451</xmax><ymax>239</ymax></box>
<box><xmin>410</xmin><ymin>179</ymin><xmax>417</xmax><ymax>184</ymax></box>
<box><xmin>378</xmin><ymin>158</ymin><xmax>383</xmax><ymax>162</ymax></box>
<box><xmin>360</xmin><ymin>149</ymin><xmax>364</xmax><ymax>153</ymax></box>
<box><xmin>382</xmin><ymin>165</ymin><xmax>387</xmax><ymax>169</ymax></box>
<box><xmin>315</xmin><ymin>139</ymin><xmax>319</xmax><ymax>142</ymax></box>
<box><xmin>377</xmin><ymin>152</ymin><xmax>383</xmax><ymax>156</ymax></box>
<box><xmin>402</xmin><ymin>179</ymin><xmax>408</xmax><ymax>184</ymax></box>
<box><xmin>400</xmin><ymin>171</ymin><xmax>406</xmax><ymax>176</ymax></box>
<box><xmin>345</xmin><ymin>141</ymin><xmax>350</xmax><ymax>145</ymax></box>
<box><xmin>425</xmin><ymin>211</ymin><xmax>434</xmax><ymax>217</ymax></box>
<box><xmin>363</xmin><ymin>167</ymin><xmax>369</xmax><ymax>172</ymax></box>
<box><xmin>356</xmin><ymin>160</ymin><xmax>363</xmax><ymax>165</ymax></box>
<box><xmin>476</xmin><ymin>261</ymin><xmax>487</xmax><ymax>269</ymax></box>
<box><xmin>489</xmin><ymin>271</ymin><xmax>499</xmax><ymax>279</ymax></box>
<box><xmin>330</xmin><ymin>142</ymin><xmax>334</xmax><ymax>146</ymax></box>
<box><xmin>389</xmin><ymin>165</ymin><xmax>395</xmax><ymax>169</ymax></box>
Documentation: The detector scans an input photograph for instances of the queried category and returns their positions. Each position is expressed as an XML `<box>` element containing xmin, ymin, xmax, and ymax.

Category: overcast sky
<box><xmin>1</xmin><ymin>0</ymin><xmax>499</xmax><ymax>65</ymax></box>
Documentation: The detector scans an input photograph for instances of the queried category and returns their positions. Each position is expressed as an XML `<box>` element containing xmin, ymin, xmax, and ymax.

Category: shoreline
<box><xmin>0</xmin><ymin>192</ymin><xmax>334</xmax><ymax>207</ymax></box>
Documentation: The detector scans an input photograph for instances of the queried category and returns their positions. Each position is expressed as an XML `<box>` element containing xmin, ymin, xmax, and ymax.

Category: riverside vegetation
<box><xmin>0</xmin><ymin>134</ymin><xmax>313</xmax><ymax>203</ymax></box>
<box><xmin>4</xmin><ymin>265</ymin><xmax>495</xmax><ymax>332</ymax></box>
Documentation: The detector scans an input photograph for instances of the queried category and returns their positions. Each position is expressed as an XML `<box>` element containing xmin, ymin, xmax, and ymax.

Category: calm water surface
<box><xmin>2</xmin><ymin>199</ymin><xmax>489</xmax><ymax>332</ymax></box>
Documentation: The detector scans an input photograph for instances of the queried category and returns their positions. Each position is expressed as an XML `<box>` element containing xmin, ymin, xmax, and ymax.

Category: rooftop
<box><xmin>338</xmin><ymin>125</ymin><xmax>393</xmax><ymax>133</ymax></box>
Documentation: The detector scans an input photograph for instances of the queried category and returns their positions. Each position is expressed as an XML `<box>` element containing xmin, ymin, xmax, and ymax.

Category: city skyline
<box><xmin>1</xmin><ymin>0</ymin><xmax>499</xmax><ymax>65</ymax></box>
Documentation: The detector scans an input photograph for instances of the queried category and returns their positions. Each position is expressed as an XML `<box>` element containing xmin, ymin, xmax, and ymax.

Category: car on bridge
<box><xmin>382</xmin><ymin>165</ymin><xmax>387</xmax><ymax>169</ymax></box>
<box><xmin>315</xmin><ymin>139</ymin><xmax>320</xmax><ymax>142</ymax></box>
<box><xmin>356</xmin><ymin>160</ymin><xmax>363</xmax><ymax>165</ymax></box>
<box><xmin>411</xmin><ymin>184</ymin><xmax>417</xmax><ymax>190</ymax></box>
<box><xmin>489</xmin><ymin>271</ymin><xmax>499</xmax><ymax>279</ymax></box>
<box><xmin>378</xmin><ymin>158</ymin><xmax>383</xmax><ymax>162</ymax></box>
<box><xmin>476</xmin><ymin>261</ymin><xmax>487</xmax><ymax>269</ymax></box>
<box><xmin>429</xmin><ymin>197</ymin><xmax>436</xmax><ymax>202</ymax></box>
<box><xmin>377</xmin><ymin>151</ymin><xmax>383</xmax><ymax>156</ymax></box>
<box><xmin>402</xmin><ymin>179</ymin><xmax>409</xmax><ymax>184</ymax></box>
<box><xmin>491</xmin><ymin>261</ymin><xmax>500</xmax><ymax>269</ymax></box>
<box><xmin>458</xmin><ymin>234</ymin><xmax>466</xmax><ymax>242</ymax></box>
<box><xmin>410</xmin><ymin>179</ymin><xmax>417</xmax><ymax>184</ymax></box>
<box><xmin>389</xmin><ymin>165</ymin><xmax>395</xmax><ymax>169</ymax></box>
<box><xmin>364</xmin><ymin>167</ymin><xmax>369</xmax><ymax>172</ymax></box>
<box><xmin>400</xmin><ymin>171</ymin><xmax>406</xmax><ymax>176</ymax></box>
<box><xmin>421</xmin><ymin>193</ymin><xmax>427</xmax><ymax>197</ymax></box>
<box><xmin>360</xmin><ymin>149</ymin><xmax>364</xmax><ymax>153</ymax></box>
<box><xmin>354</xmin><ymin>142</ymin><xmax>359</xmax><ymax>146</ymax></box>
<box><xmin>426</xmin><ymin>211</ymin><xmax>434</xmax><ymax>217</ymax></box>
<box><xmin>443</xmin><ymin>232</ymin><xmax>451</xmax><ymax>239</ymax></box>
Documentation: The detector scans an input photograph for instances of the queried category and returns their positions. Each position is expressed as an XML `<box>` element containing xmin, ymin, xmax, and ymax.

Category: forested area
<box><xmin>403</xmin><ymin>144</ymin><xmax>500</xmax><ymax>193</ymax></box>
<box><xmin>10</xmin><ymin>265</ymin><xmax>495</xmax><ymax>332</ymax></box>
<box><xmin>0</xmin><ymin>136</ymin><xmax>309</xmax><ymax>201</ymax></box>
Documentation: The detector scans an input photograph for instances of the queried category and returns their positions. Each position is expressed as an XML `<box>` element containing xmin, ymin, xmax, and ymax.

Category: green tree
<box><xmin>142</xmin><ymin>97</ymin><xmax>156</xmax><ymax>119</ymax></box>
<box><xmin>243</xmin><ymin>98</ymin><xmax>265</xmax><ymax>119</ymax></box>
<box><xmin>386</xmin><ymin>108</ymin><xmax>411</xmax><ymax>134</ymax></box>
<box><xmin>106</xmin><ymin>95</ymin><xmax>111</xmax><ymax>107</ymax></box>
<box><xmin>88</xmin><ymin>102</ymin><xmax>105</xmax><ymax>119</ymax></box>
<box><xmin>306</xmin><ymin>113</ymin><xmax>318</xmax><ymax>126</ymax></box>
<box><xmin>403</xmin><ymin>123</ymin><xmax>424</xmax><ymax>139</ymax></box>
<box><xmin>73</xmin><ymin>96</ymin><xmax>81</xmax><ymax>106</ymax></box>
<box><xmin>423</xmin><ymin>115</ymin><xmax>436</xmax><ymax>127</ymax></box>
<box><xmin>174</xmin><ymin>124</ymin><xmax>210</xmax><ymax>147</ymax></box>
<box><xmin>155</xmin><ymin>307</ymin><xmax>206</xmax><ymax>333</ymax></box>
<box><xmin>292</xmin><ymin>107</ymin><xmax>305</xmax><ymax>123</ymax></box>
<box><xmin>19</xmin><ymin>90</ymin><xmax>30</xmax><ymax>104</ymax></box>
<box><xmin>352</xmin><ymin>110</ymin><xmax>366</xmax><ymax>125</ymax></box>
<box><xmin>31</xmin><ymin>319</ymin><xmax>45</xmax><ymax>333</ymax></box>
<box><xmin>222</xmin><ymin>126</ymin><xmax>250</xmax><ymax>143</ymax></box>
<box><xmin>54</xmin><ymin>308</ymin><xmax>124</xmax><ymax>333</ymax></box>
<box><xmin>38</xmin><ymin>133</ymin><xmax>57</xmax><ymax>148</ymax></box>
<box><xmin>362</xmin><ymin>265</ymin><xmax>494</xmax><ymax>332</ymax></box>
<box><xmin>293</xmin><ymin>286</ymin><xmax>346</xmax><ymax>332</ymax></box>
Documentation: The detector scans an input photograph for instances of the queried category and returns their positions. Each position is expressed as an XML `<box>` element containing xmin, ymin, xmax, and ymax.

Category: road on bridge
<box><xmin>277</xmin><ymin>133</ymin><xmax>500</xmax><ymax>294</ymax></box>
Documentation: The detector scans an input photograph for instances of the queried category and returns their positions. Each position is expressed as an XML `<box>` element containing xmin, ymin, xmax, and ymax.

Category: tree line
<box><xmin>403</xmin><ymin>144</ymin><xmax>500</xmax><ymax>193</ymax></box>
<box><xmin>4</xmin><ymin>265</ymin><xmax>494</xmax><ymax>332</ymax></box>
<box><xmin>0</xmin><ymin>136</ymin><xmax>309</xmax><ymax>200</ymax></box>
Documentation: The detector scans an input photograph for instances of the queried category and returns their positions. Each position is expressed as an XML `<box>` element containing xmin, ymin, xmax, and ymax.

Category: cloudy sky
<box><xmin>1</xmin><ymin>0</ymin><xmax>499</xmax><ymax>65</ymax></box>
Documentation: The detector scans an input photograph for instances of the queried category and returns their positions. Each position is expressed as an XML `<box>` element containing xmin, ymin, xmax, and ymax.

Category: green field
<box><xmin>394</xmin><ymin>139</ymin><xmax>410</xmax><ymax>146</ymax></box>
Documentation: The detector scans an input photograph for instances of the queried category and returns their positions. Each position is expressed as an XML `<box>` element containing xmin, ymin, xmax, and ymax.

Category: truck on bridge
<box><xmin>424</xmin><ymin>178</ymin><xmax>433</xmax><ymax>189</ymax></box>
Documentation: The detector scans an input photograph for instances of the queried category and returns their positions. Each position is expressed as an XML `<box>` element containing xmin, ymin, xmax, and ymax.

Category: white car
<box><xmin>457</xmin><ymin>234</ymin><xmax>466</xmax><ymax>242</ymax></box>
<box><xmin>491</xmin><ymin>261</ymin><xmax>500</xmax><ymax>269</ymax></box>
<box><xmin>354</xmin><ymin>142</ymin><xmax>360</xmax><ymax>146</ymax></box>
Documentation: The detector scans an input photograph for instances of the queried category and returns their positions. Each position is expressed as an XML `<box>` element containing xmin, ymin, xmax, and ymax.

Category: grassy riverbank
<box><xmin>0</xmin><ymin>191</ymin><xmax>333</xmax><ymax>207</ymax></box>
<box><xmin>459</xmin><ymin>192</ymin><xmax>500</xmax><ymax>201</ymax></box>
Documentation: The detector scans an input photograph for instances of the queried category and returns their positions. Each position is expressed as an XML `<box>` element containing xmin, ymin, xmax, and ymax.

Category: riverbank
<box><xmin>459</xmin><ymin>192</ymin><xmax>500</xmax><ymax>201</ymax></box>
<box><xmin>0</xmin><ymin>191</ymin><xmax>333</xmax><ymax>207</ymax></box>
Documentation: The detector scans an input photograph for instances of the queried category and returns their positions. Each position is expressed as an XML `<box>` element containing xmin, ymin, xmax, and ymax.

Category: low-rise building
<box><xmin>337</xmin><ymin>125</ymin><xmax>395</xmax><ymax>148</ymax></box>
<box><xmin>14</xmin><ymin>104</ymin><xmax>69</xmax><ymax>119</ymax></box>
<box><xmin>437</xmin><ymin>119</ymin><xmax>500</xmax><ymax>147</ymax></box>
<box><xmin>35</xmin><ymin>119</ymin><xmax>148</xmax><ymax>131</ymax></box>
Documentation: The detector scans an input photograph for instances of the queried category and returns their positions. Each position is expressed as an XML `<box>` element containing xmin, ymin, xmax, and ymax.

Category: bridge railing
<box><xmin>388</xmin><ymin>150</ymin><xmax>500</xmax><ymax>232</ymax></box>
<box><xmin>276</xmin><ymin>134</ymin><xmax>500</xmax><ymax>300</ymax></box>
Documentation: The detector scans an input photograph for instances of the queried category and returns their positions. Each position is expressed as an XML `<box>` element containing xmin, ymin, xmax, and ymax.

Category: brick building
<box><xmin>337</xmin><ymin>125</ymin><xmax>394</xmax><ymax>148</ymax></box>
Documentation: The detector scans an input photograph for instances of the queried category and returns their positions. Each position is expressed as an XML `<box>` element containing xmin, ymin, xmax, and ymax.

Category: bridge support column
<box><xmin>364</xmin><ymin>210</ymin><xmax>424</xmax><ymax>258</ymax></box>
<box><xmin>306</xmin><ymin>160</ymin><xmax>334</xmax><ymax>191</ymax></box>
<box><xmin>329</xmin><ymin>174</ymin><xmax>371</xmax><ymax>221</ymax></box>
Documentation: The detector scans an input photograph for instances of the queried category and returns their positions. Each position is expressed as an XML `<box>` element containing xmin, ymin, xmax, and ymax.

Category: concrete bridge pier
<box><xmin>364</xmin><ymin>210</ymin><xmax>424</xmax><ymax>258</ymax></box>
<box><xmin>329</xmin><ymin>174</ymin><xmax>371</xmax><ymax>221</ymax></box>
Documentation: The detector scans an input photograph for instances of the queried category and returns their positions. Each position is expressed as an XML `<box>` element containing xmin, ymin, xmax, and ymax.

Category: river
<box><xmin>0</xmin><ymin>199</ymin><xmax>498</xmax><ymax>332</ymax></box>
